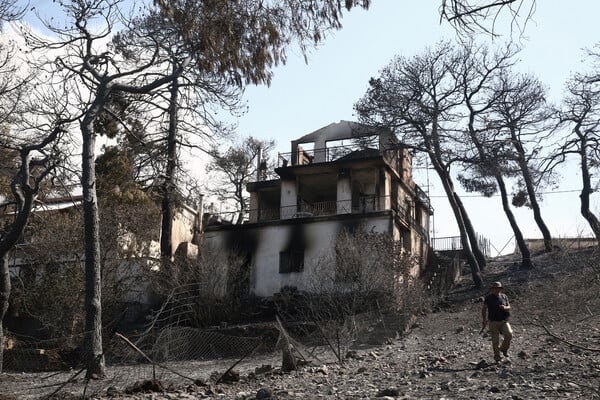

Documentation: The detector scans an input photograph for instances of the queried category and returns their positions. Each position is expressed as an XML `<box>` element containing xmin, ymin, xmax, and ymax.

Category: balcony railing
<box><xmin>299</xmin><ymin>200</ymin><xmax>337</xmax><ymax>216</ymax></box>
<box><xmin>207</xmin><ymin>196</ymin><xmax>430</xmax><ymax>241</ymax></box>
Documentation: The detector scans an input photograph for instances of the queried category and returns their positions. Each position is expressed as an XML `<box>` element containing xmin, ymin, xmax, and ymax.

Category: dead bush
<box><xmin>277</xmin><ymin>228</ymin><xmax>430</xmax><ymax>362</ymax></box>
<box><xmin>519</xmin><ymin>247</ymin><xmax>600</xmax><ymax>344</ymax></box>
<box><xmin>147</xmin><ymin>244</ymin><xmax>249</xmax><ymax>328</ymax></box>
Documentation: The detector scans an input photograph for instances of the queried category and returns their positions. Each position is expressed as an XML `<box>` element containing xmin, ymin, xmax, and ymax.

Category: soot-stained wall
<box><xmin>204</xmin><ymin>213</ymin><xmax>393</xmax><ymax>297</ymax></box>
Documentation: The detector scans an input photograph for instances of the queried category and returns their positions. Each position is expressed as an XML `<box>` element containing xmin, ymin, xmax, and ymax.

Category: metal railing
<box><xmin>299</xmin><ymin>200</ymin><xmax>337</xmax><ymax>216</ymax></box>
<box><xmin>432</xmin><ymin>236</ymin><xmax>463</xmax><ymax>252</ymax></box>
<box><xmin>432</xmin><ymin>234</ymin><xmax>490</xmax><ymax>257</ymax></box>
<box><xmin>278</xmin><ymin>144</ymin><xmax>392</xmax><ymax>167</ymax></box>
<box><xmin>207</xmin><ymin>196</ymin><xmax>430</xmax><ymax>243</ymax></box>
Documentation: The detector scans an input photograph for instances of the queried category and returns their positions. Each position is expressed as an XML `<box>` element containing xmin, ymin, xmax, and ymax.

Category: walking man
<box><xmin>482</xmin><ymin>281</ymin><xmax>513</xmax><ymax>362</ymax></box>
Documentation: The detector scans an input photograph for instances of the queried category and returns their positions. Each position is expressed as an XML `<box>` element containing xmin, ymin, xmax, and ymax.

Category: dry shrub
<box><xmin>277</xmin><ymin>228</ymin><xmax>430</xmax><ymax>360</ymax></box>
<box><xmin>10</xmin><ymin>197</ymin><xmax>160</xmax><ymax>340</ymax></box>
<box><xmin>520</xmin><ymin>247</ymin><xmax>600</xmax><ymax>334</ymax></box>
<box><xmin>147</xmin><ymin>244</ymin><xmax>249</xmax><ymax>328</ymax></box>
<box><xmin>12</xmin><ymin>263</ymin><xmax>85</xmax><ymax>339</ymax></box>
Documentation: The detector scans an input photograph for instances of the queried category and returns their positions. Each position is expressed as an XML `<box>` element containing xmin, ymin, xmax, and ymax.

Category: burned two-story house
<box><xmin>203</xmin><ymin>121</ymin><xmax>432</xmax><ymax>298</ymax></box>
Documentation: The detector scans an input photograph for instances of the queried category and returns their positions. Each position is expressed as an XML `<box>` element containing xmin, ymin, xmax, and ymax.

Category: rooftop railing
<box><xmin>278</xmin><ymin>144</ymin><xmax>394</xmax><ymax>168</ymax></box>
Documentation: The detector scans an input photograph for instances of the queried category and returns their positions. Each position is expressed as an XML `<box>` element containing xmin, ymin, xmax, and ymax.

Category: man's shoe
<box><xmin>502</xmin><ymin>350</ymin><xmax>509</xmax><ymax>358</ymax></box>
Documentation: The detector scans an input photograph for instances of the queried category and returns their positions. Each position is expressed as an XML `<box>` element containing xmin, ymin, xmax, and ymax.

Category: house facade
<box><xmin>203</xmin><ymin>121</ymin><xmax>432</xmax><ymax>297</ymax></box>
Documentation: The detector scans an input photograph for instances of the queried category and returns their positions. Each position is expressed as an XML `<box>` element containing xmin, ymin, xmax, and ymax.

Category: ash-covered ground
<box><xmin>2</xmin><ymin>249</ymin><xmax>599</xmax><ymax>400</ymax></box>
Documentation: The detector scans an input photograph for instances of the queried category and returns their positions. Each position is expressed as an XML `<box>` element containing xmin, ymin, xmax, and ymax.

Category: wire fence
<box><xmin>0</xmin><ymin>306</ymin><xmax>419</xmax><ymax>399</ymax></box>
<box><xmin>1</xmin><ymin>325</ymin><xmax>273</xmax><ymax>399</ymax></box>
<box><xmin>2</xmin><ymin>255</ymin><xmax>429</xmax><ymax>399</ymax></box>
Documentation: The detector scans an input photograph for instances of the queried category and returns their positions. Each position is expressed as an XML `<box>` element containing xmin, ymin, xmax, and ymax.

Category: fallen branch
<box><xmin>539</xmin><ymin>323</ymin><xmax>600</xmax><ymax>352</ymax></box>
<box><xmin>41</xmin><ymin>365</ymin><xmax>86</xmax><ymax>399</ymax></box>
<box><xmin>216</xmin><ymin>336</ymin><xmax>263</xmax><ymax>384</ymax></box>
<box><xmin>115</xmin><ymin>332</ymin><xmax>196</xmax><ymax>382</ymax></box>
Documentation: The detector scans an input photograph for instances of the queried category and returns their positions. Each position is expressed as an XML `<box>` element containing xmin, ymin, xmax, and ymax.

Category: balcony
<box><xmin>210</xmin><ymin>194</ymin><xmax>423</xmax><ymax>229</ymax></box>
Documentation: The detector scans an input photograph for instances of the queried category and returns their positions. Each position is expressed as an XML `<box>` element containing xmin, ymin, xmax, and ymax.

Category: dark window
<box><xmin>279</xmin><ymin>248</ymin><xmax>304</xmax><ymax>273</ymax></box>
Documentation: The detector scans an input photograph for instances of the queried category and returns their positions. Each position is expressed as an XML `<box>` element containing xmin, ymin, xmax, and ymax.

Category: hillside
<box><xmin>1</xmin><ymin>247</ymin><xmax>599</xmax><ymax>399</ymax></box>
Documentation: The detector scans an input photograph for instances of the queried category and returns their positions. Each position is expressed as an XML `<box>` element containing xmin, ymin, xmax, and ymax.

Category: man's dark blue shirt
<box><xmin>484</xmin><ymin>293</ymin><xmax>510</xmax><ymax>321</ymax></box>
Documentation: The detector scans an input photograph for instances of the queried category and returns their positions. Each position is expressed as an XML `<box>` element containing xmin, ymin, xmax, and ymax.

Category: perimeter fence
<box><xmin>1</xmin><ymin>309</ymin><xmax>406</xmax><ymax>399</ymax></box>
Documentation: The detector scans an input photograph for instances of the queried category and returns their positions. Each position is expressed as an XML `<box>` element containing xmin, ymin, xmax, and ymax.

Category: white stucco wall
<box><xmin>170</xmin><ymin>207</ymin><xmax>197</xmax><ymax>255</ymax></box>
<box><xmin>204</xmin><ymin>214</ymin><xmax>393</xmax><ymax>297</ymax></box>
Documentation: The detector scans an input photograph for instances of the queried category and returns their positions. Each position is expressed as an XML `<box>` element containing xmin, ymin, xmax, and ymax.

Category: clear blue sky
<box><xmin>232</xmin><ymin>1</ymin><xmax>600</xmax><ymax>255</ymax></box>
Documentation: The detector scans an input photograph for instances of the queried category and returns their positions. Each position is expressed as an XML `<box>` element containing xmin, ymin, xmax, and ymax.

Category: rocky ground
<box><xmin>1</xmin><ymin>248</ymin><xmax>599</xmax><ymax>399</ymax></box>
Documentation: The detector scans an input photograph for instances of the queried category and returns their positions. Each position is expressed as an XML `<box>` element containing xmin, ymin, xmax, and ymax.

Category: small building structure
<box><xmin>203</xmin><ymin>121</ymin><xmax>432</xmax><ymax>297</ymax></box>
<box><xmin>5</xmin><ymin>195</ymin><xmax>201</xmax><ymax>333</ymax></box>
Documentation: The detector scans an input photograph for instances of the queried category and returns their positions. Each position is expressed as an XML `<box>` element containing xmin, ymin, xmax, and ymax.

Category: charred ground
<box><xmin>1</xmin><ymin>247</ymin><xmax>599</xmax><ymax>399</ymax></box>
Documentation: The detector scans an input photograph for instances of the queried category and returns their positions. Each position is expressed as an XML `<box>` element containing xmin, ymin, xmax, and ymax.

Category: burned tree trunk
<box><xmin>511</xmin><ymin>127</ymin><xmax>553</xmax><ymax>252</ymax></box>
<box><xmin>433</xmin><ymin>161</ymin><xmax>483</xmax><ymax>288</ymax></box>
<box><xmin>81</xmin><ymin>98</ymin><xmax>106</xmax><ymax>379</ymax></box>
<box><xmin>0</xmin><ymin>255</ymin><xmax>10</xmax><ymax>373</ymax></box>
<box><xmin>0</xmin><ymin>123</ymin><xmax>63</xmax><ymax>372</ymax></box>
<box><xmin>497</xmin><ymin>175</ymin><xmax>532</xmax><ymax>268</ymax></box>
<box><xmin>454</xmin><ymin>193</ymin><xmax>487</xmax><ymax>270</ymax></box>
<box><xmin>160</xmin><ymin>74</ymin><xmax>179</xmax><ymax>260</ymax></box>
<box><xmin>578</xmin><ymin>137</ymin><xmax>600</xmax><ymax>244</ymax></box>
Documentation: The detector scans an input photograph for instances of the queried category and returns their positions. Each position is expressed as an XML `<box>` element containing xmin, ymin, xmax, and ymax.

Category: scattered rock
<box><xmin>312</xmin><ymin>365</ymin><xmax>328</xmax><ymax>375</ymax></box>
<box><xmin>254</xmin><ymin>364</ymin><xmax>274</xmax><ymax>375</ymax></box>
<box><xmin>106</xmin><ymin>386</ymin><xmax>119</xmax><ymax>397</ymax></box>
<box><xmin>125</xmin><ymin>379</ymin><xmax>165</xmax><ymax>394</ymax></box>
<box><xmin>376</xmin><ymin>387</ymin><xmax>401</xmax><ymax>397</ymax></box>
<box><xmin>518</xmin><ymin>350</ymin><xmax>528</xmax><ymax>359</ymax></box>
<box><xmin>218</xmin><ymin>370</ymin><xmax>240</xmax><ymax>383</ymax></box>
<box><xmin>346</xmin><ymin>350</ymin><xmax>362</xmax><ymax>359</ymax></box>
<box><xmin>193</xmin><ymin>378</ymin><xmax>207</xmax><ymax>387</ymax></box>
<box><xmin>256</xmin><ymin>387</ymin><xmax>275</xmax><ymax>399</ymax></box>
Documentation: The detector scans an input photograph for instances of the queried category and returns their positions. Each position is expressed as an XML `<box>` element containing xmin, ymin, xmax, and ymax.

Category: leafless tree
<box><xmin>355</xmin><ymin>41</ymin><xmax>486</xmax><ymax>287</ymax></box>
<box><xmin>0</xmin><ymin>29</ymin><xmax>76</xmax><ymax>370</ymax></box>
<box><xmin>553</xmin><ymin>67</ymin><xmax>600</xmax><ymax>245</ymax></box>
<box><xmin>20</xmin><ymin>0</ymin><xmax>192</xmax><ymax>377</ymax></box>
<box><xmin>439</xmin><ymin>0</ymin><xmax>536</xmax><ymax>38</ymax></box>
<box><xmin>0</xmin><ymin>1</ymin><xmax>25</xmax><ymax>26</ymax></box>
<box><xmin>452</xmin><ymin>43</ymin><xmax>534</xmax><ymax>267</ymax></box>
<box><xmin>488</xmin><ymin>72</ymin><xmax>554</xmax><ymax>252</ymax></box>
<box><xmin>206</xmin><ymin>136</ymin><xmax>276</xmax><ymax>224</ymax></box>
<box><xmin>110</xmin><ymin>11</ymin><xmax>243</xmax><ymax>259</ymax></box>
<box><xmin>0</xmin><ymin>118</ymin><xmax>71</xmax><ymax>372</ymax></box>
